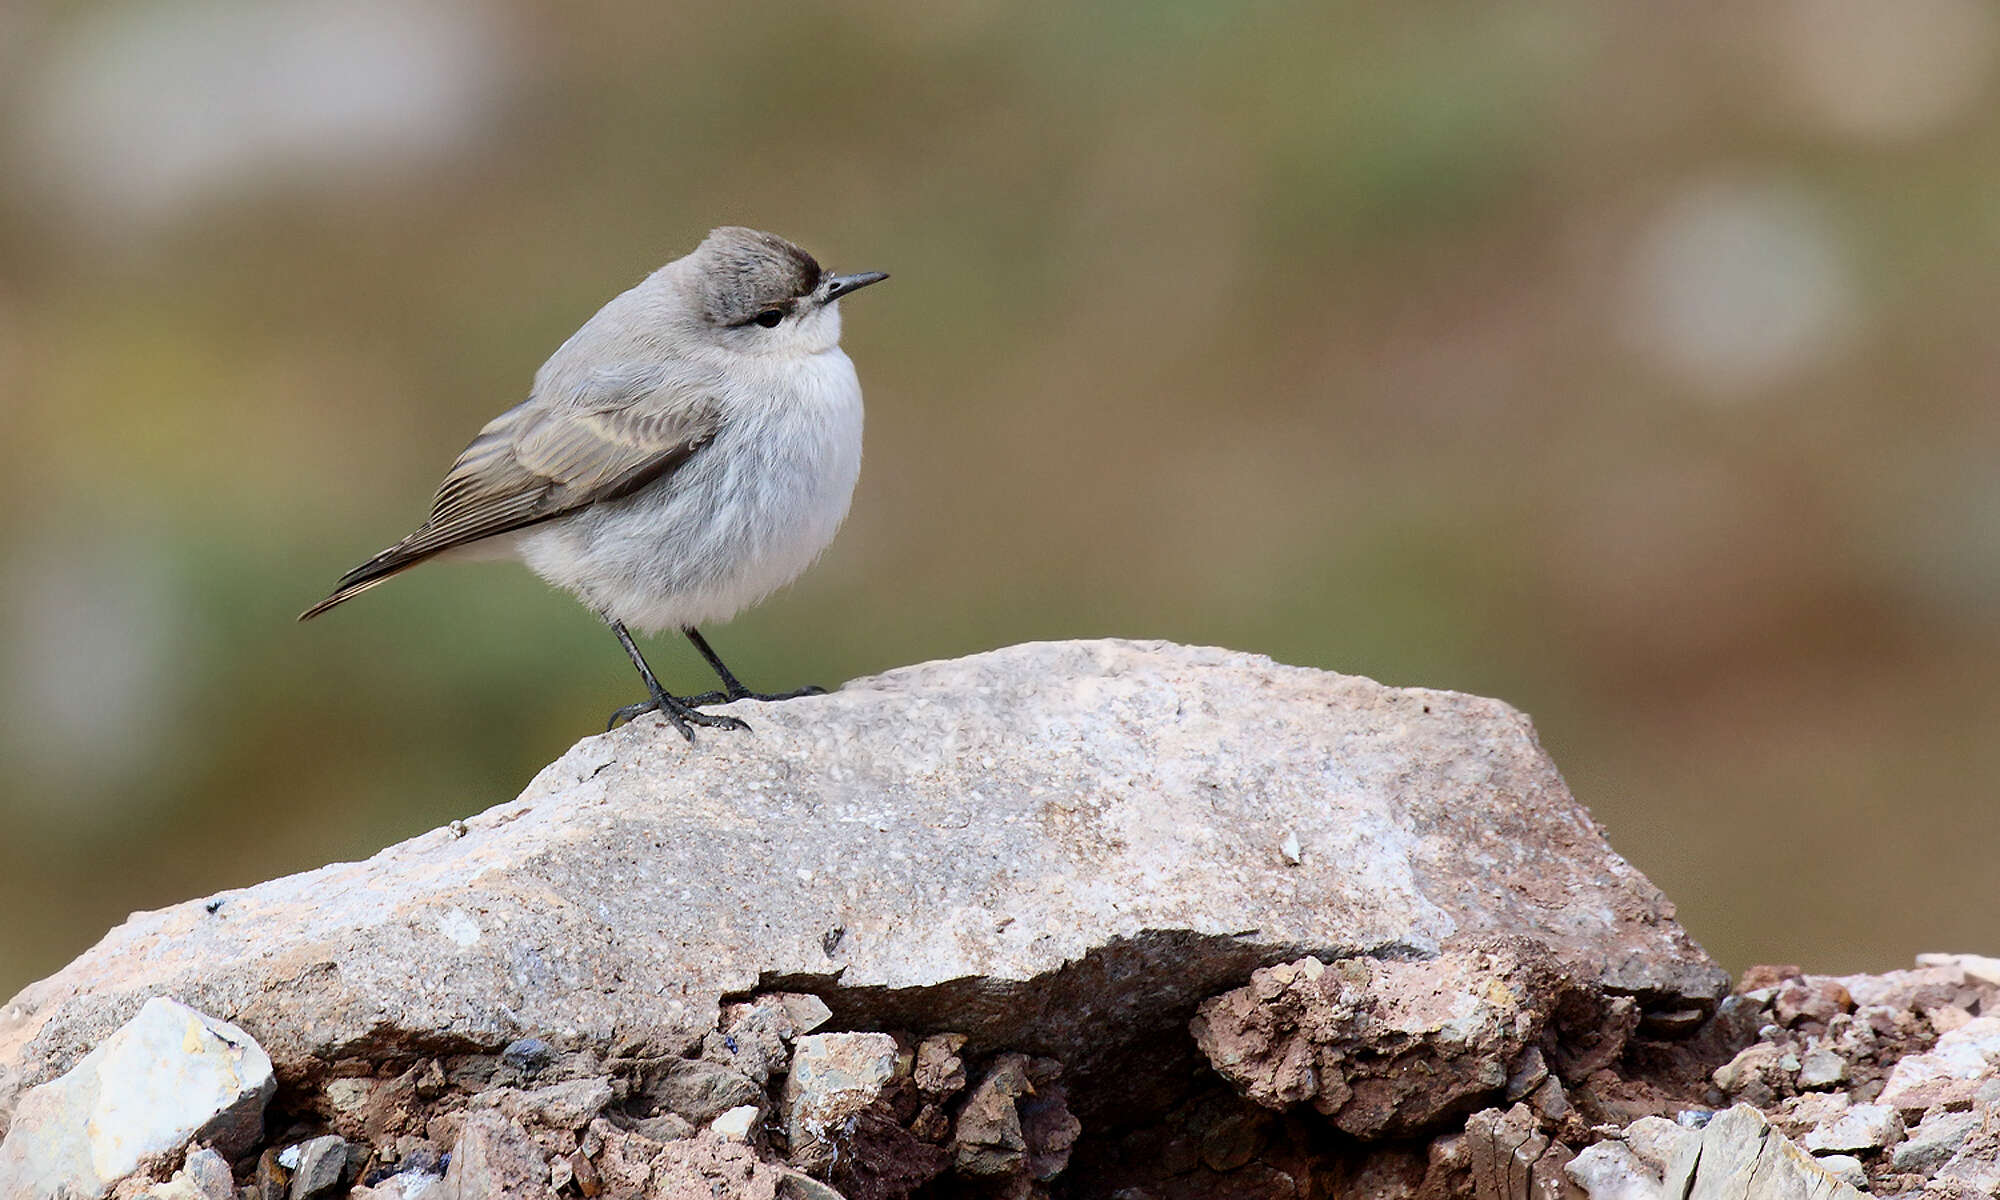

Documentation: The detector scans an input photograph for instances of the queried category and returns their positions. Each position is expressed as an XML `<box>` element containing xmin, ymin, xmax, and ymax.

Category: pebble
<box><xmin>1813</xmin><ymin>1152</ymin><xmax>1867</xmax><ymax>1189</ymax></box>
<box><xmin>1279</xmin><ymin>831</ymin><xmax>1302</xmax><ymax>865</ymax></box>
<box><xmin>287</xmin><ymin>1134</ymin><xmax>350</xmax><ymax>1199</ymax></box>
<box><xmin>1891</xmin><ymin>1110</ymin><xmax>1980</xmax><ymax>1175</ymax></box>
<box><xmin>499</xmin><ymin>1037</ymin><xmax>554</xmax><ymax>1077</ymax></box>
<box><xmin>1503</xmin><ymin>1046</ymin><xmax>1548</xmax><ymax>1102</ymax></box>
<box><xmin>1797</xmin><ymin>1045</ymin><xmax>1848</xmax><ymax>1089</ymax></box>
<box><xmin>1623</xmin><ymin>1116</ymin><xmax>1695</xmax><ymax>1172</ymax></box>
<box><xmin>184</xmin><ymin>1147</ymin><xmax>234</xmax><ymax>1200</ymax></box>
<box><xmin>711</xmin><ymin>1105</ymin><xmax>760</xmax><ymax>1142</ymax></box>
<box><xmin>1774</xmin><ymin>978</ymin><xmax>1852</xmax><ymax>1027</ymax></box>
<box><xmin>1804</xmin><ymin>1103</ymin><xmax>1902</xmax><ymax>1154</ymax></box>
<box><xmin>1563</xmin><ymin>1141</ymin><xmax>1660</xmax><ymax>1198</ymax></box>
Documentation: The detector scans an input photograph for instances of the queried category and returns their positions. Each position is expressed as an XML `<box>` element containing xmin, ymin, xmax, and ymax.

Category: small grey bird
<box><xmin>301</xmin><ymin>227</ymin><xmax>886</xmax><ymax>740</ymax></box>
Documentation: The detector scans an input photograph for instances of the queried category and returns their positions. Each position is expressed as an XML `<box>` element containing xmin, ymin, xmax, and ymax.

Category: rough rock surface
<box><xmin>0</xmin><ymin>639</ymin><xmax>1723</xmax><ymax>1131</ymax></box>
<box><xmin>0</xmin><ymin>997</ymin><xmax>273</xmax><ymax>1198</ymax></box>
<box><xmin>44</xmin><ymin>639</ymin><xmax>2000</xmax><ymax>1198</ymax></box>
<box><xmin>1190</xmin><ymin>941</ymin><xmax>1632</xmax><ymax>1138</ymax></box>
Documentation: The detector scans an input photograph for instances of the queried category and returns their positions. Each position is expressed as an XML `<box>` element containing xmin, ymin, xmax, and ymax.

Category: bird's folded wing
<box><xmin>412</xmin><ymin>399</ymin><xmax>721</xmax><ymax>559</ymax></box>
<box><xmin>303</xmin><ymin>380</ymin><xmax>722</xmax><ymax>615</ymax></box>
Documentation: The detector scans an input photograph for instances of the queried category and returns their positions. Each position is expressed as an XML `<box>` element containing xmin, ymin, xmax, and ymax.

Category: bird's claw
<box><xmin>606</xmin><ymin>696</ymin><xmax>751</xmax><ymax>741</ymax></box>
<box><xmin>686</xmin><ymin>683</ymin><xmax>826</xmax><ymax>708</ymax></box>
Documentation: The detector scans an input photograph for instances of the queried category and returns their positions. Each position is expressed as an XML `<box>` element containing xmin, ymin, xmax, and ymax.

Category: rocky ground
<box><xmin>0</xmin><ymin>640</ymin><xmax>1991</xmax><ymax>1199</ymax></box>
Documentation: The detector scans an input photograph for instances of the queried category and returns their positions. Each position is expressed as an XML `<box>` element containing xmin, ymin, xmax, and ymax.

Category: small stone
<box><xmin>710</xmin><ymin>1105</ymin><xmax>760</xmax><ymax>1142</ymax></box>
<box><xmin>1804</xmin><ymin>1103</ymin><xmax>1902</xmax><ymax>1154</ymax></box>
<box><xmin>256</xmin><ymin>1148</ymin><xmax>290</xmax><ymax>1200</ymax></box>
<box><xmin>774</xmin><ymin>993</ymin><xmax>833</xmax><ymax>1037</ymax></box>
<box><xmin>915</xmin><ymin>1033</ymin><xmax>969</xmax><ymax>1099</ymax></box>
<box><xmin>566</xmin><ymin>1149</ymin><xmax>603</xmax><ymax>1199</ymax></box>
<box><xmin>1774</xmin><ymin>978</ymin><xmax>1852</xmax><ymax>1027</ymax></box>
<box><xmin>1279</xmin><ymin>831</ymin><xmax>1302</xmax><ymax>865</ymax></box>
<box><xmin>654</xmin><ymin>1059</ymin><xmax>762</xmax><ymax>1125</ymax></box>
<box><xmin>1194</xmin><ymin>943</ymin><xmax>1624</xmax><ymax>1139</ymax></box>
<box><xmin>406</xmin><ymin>1064</ymin><xmax>442</xmax><ymax>1104</ymax></box>
<box><xmin>952</xmin><ymin>1056</ymin><xmax>1034</xmax><ymax>1178</ymax></box>
<box><xmin>1622</xmin><ymin>1116</ymin><xmax>1695</xmax><ymax>1174</ymax></box>
<box><xmin>783</xmin><ymin>1032</ymin><xmax>899</xmax><ymax>1172</ymax></box>
<box><xmin>322</xmin><ymin>1078</ymin><xmax>379</xmax><ymax>1127</ymax></box>
<box><xmin>1931</xmin><ymin>1004</ymin><xmax>1975</xmax><ymax>1034</ymax></box>
<box><xmin>135</xmin><ymin>1148</ymin><xmax>238</xmax><ymax>1200</ymax></box>
<box><xmin>1740</xmin><ymin>965</ymin><xmax>1804</xmax><ymax>991</ymax></box>
<box><xmin>354</xmin><ymin>1171</ymin><xmax>445</xmax><ymax>1200</ymax></box>
<box><xmin>1504</xmin><ymin>1046</ymin><xmax>1549</xmax><ymax>1103</ymax></box>
<box><xmin>1465</xmin><ymin>1105</ymin><xmax>1556</xmax><ymax>1199</ymax></box>
<box><xmin>487</xmin><ymin>1077</ymin><xmax>615</xmax><ymax>1130</ymax></box>
<box><xmin>1813</xmin><ymin>1153</ymin><xmax>1866</xmax><ymax>1189</ymax></box>
<box><xmin>498</xmin><ymin>1037</ymin><xmax>553</xmax><ymax>1077</ymax></box>
<box><xmin>184</xmin><ymin>1147</ymin><xmax>235</xmax><ymax>1200</ymax></box>
<box><xmin>1712</xmin><ymin>1042</ymin><xmax>1791</xmax><ymax>1105</ymax></box>
<box><xmin>442</xmin><ymin>1110</ymin><xmax>548</xmax><ymax>1197</ymax></box>
<box><xmin>0</xmin><ymin>998</ymin><xmax>276</xmax><ymax>1199</ymax></box>
<box><xmin>288</xmin><ymin>1135</ymin><xmax>349</xmax><ymax>1199</ymax></box>
<box><xmin>1797</xmin><ymin>1045</ymin><xmax>1849</xmax><ymax>1090</ymax></box>
<box><xmin>1778</xmin><ymin>1090</ymin><xmax>1850</xmax><ymax>1135</ymax></box>
<box><xmin>705</xmin><ymin>999</ymin><xmax>806</xmax><ymax>1087</ymax></box>
<box><xmin>1891</xmin><ymin>1110</ymin><xmax>1979</xmax><ymax>1174</ymax></box>
<box><xmin>776</xmin><ymin>1173</ymin><xmax>847</xmax><ymax>1200</ymax></box>
<box><xmin>1564</xmin><ymin>1141</ymin><xmax>1660</xmax><ymax>1199</ymax></box>
<box><xmin>1527</xmin><ymin>1074</ymin><xmax>1570</xmax><ymax>1123</ymax></box>
<box><xmin>1639</xmin><ymin>1007</ymin><xmax>1708</xmax><ymax>1036</ymax></box>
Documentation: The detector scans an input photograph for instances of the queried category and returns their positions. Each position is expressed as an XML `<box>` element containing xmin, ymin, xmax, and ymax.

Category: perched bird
<box><xmin>301</xmin><ymin>227</ymin><xmax>887</xmax><ymax>740</ymax></box>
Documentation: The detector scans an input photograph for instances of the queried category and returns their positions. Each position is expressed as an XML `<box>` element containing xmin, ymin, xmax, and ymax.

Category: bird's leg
<box><xmin>680</xmin><ymin>627</ymin><xmax>825</xmax><ymax>707</ymax></box>
<box><xmin>603</xmin><ymin>619</ymin><xmax>749</xmax><ymax>740</ymax></box>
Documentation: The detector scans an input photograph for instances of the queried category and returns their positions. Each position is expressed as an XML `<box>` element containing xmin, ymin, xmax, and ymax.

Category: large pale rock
<box><xmin>0</xmin><ymin>997</ymin><xmax>273</xmax><ymax>1198</ymax></box>
<box><xmin>0</xmin><ymin>640</ymin><xmax>1724</xmax><ymax>1130</ymax></box>
<box><xmin>1662</xmin><ymin>1105</ymin><xmax>1864</xmax><ymax>1200</ymax></box>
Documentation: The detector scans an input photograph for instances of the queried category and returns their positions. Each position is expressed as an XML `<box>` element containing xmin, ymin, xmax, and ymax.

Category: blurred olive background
<box><xmin>3</xmin><ymin>1</ymin><xmax>1997</xmax><ymax>999</ymax></box>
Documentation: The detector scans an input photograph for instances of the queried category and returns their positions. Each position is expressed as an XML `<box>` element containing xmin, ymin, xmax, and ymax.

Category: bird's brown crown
<box><xmin>692</xmin><ymin>227</ymin><xmax>824</xmax><ymax>326</ymax></box>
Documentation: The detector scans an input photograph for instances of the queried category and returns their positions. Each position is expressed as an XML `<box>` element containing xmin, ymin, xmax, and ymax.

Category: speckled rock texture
<box><xmin>0</xmin><ymin>639</ymin><xmax>1724</xmax><ymax>1141</ymax></box>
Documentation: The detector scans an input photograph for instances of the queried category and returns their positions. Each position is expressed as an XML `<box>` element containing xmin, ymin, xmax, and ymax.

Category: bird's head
<box><xmin>683</xmin><ymin>227</ymin><xmax>886</xmax><ymax>358</ymax></box>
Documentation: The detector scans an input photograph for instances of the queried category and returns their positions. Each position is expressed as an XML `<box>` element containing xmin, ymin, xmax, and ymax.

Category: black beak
<box><xmin>818</xmin><ymin>271</ymin><xmax>889</xmax><ymax>303</ymax></box>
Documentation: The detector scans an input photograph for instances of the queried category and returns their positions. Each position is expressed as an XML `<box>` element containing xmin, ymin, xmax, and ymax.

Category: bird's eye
<box><xmin>753</xmin><ymin>309</ymin><xmax>784</xmax><ymax>328</ymax></box>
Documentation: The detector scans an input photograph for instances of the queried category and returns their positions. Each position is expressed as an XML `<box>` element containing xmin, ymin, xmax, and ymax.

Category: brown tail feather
<box><xmin>297</xmin><ymin>543</ymin><xmax>436</xmax><ymax>621</ymax></box>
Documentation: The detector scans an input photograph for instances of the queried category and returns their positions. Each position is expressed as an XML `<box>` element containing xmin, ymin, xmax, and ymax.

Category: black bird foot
<box><xmin>686</xmin><ymin>683</ymin><xmax>826</xmax><ymax>707</ymax></box>
<box><xmin>606</xmin><ymin>692</ymin><xmax>751</xmax><ymax>741</ymax></box>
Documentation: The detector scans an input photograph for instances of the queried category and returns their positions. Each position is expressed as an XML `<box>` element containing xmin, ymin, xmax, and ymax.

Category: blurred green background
<box><xmin>3</xmin><ymin>1</ymin><xmax>1997</xmax><ymax>998</ymax></box>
